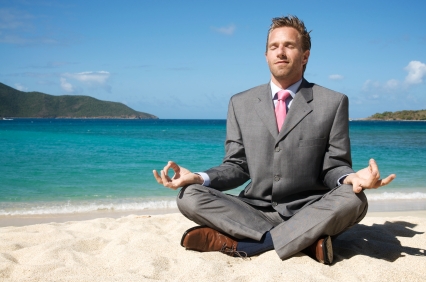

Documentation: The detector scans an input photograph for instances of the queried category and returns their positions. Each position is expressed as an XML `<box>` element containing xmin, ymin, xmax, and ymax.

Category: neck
<box><xmin>271</xmin><ymin>76</ymin><xmax>303</xmax><ymax>89</ymax></box>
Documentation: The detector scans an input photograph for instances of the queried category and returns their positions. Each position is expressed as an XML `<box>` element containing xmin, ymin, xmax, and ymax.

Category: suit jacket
<box><xmin>204</xmin><ymin>78</ymin><xmax>355</xmax><ymax>217</ymax></box>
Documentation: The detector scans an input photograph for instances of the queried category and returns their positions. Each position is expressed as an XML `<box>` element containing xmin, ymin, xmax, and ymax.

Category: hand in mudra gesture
<box><xmin>344</xmin><ymin>159</ymin><xmax>396</xmax><ymax>193</ymax></box>
<box><xmin>153</xmin><ymin>161</ymin><xmax>203</xmax><ymax>190</ymax></box>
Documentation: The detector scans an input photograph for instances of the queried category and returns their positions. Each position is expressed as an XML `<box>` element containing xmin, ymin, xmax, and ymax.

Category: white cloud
<box><xmin>0</xmin><ymin>8</ymin><xmax>32</xmax><ymax>31</ymax></box>
<box><xmin>404</xmin><ymin>61</ymin><xmax>426</xmax><ymax>84</ymax></box>
<box><xmin>329</xmin><ymin>74</ymin><xmax>344</xmax><ymax>80</ymax></box>
<box><xmin>212</xmin><ymin>24</ymin><xmax>236</xmax><ymax>36</ymax></box>
<box><xmin>362</xmin><ymin>60</ymin><xmax>426</xmax><ymax>93</ymax></box>
<box><xmin>362</xmin><ymin>79</ymin><xmax>380</xmax><ymax>92</ymax></box>
<box><xmin>0</xmin><ymin>8</ymin><xmax>33</xmax><ymax>44</ymax></box>
<box><xmin>61</xmin><ymin>71</ymin><xmax>111</xmax><ymax>93</ymax></box>
<box><xmin>14</xmin><ymin>83</ymin><xmax>27</xmax><ymax>91</ymax></box>
<box><xmin>60</xmin><ymin>77</ymin><xmax>74</xmax><ymax>92</ymax></box>
<box><xmin>362</xmin><ymin>78</ymin><xmax>400</xmax><ymax>93</ymax></box>
<box><xmin>0</xmin><ymin>8</ymin><xmax>63</xmax><ymax>45</ymax></box>
<box><xmin>361</xmin><ymin>60</ymin><xmax>426</xmax><ymax>94</ymax></box>
<box><xmin>63</xmin><ymin>71</ymin><xmax>110</xmax><ymax>85</ymax></box>
<box><xmin>384</xmin><ymin>79</ymin><xmax>399</xmax><ymax>90</ymax></box>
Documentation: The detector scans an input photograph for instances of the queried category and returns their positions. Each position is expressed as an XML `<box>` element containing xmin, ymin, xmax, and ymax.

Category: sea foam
<box><xmin>0</xmin><ymin>198</ymin><xmax>177</xmax><ymax>216</ymax></box>
<box><xmin>2</xmin><ymin>192</ymin><xmax>426</xmax><ymax>216</ymax></box>
<box><xmin>366</xmin><ymin>192</ymin><xmax>426</xmax><ymax>201</ymax></box>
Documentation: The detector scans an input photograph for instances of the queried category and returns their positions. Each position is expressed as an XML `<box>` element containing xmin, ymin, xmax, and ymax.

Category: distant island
<box><xmin>0</xmin><ymin>82</ymin><xmax>158</xmax><ymax>119</ymax></box>
<box><xmin>366</xmin><ymin>110</ymin><xmax>426</xmax><ymax>121</ymax></box>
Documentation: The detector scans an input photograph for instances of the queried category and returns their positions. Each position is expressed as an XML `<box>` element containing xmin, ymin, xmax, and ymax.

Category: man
<box><xmin>153</xmin><ymin>15</ymin><xmax>395</xmax><ymax>264</ymax></box>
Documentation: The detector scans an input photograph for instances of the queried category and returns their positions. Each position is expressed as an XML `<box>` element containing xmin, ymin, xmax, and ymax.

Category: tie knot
<box><xmin>277</xmin><ymin>90</ymin><xmax>290</xmax><ymax>101</ymax></box>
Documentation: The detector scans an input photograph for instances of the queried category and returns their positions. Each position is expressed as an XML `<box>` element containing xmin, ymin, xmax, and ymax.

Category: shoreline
<box><xmin>351</xmin><ymin>119</ymin><xmax>426</xmax><ymax>121</ymax></box>
<box><xmin>1</xmin><ymin>194</ymin><xmax>426</xmax><ymax>228</ymax></box>
<box><xmin>1</xmin><ymin>116</ymin><xmax>158</xmax><ymax>120</ymax></box>
<box><xmin>0</xmin><ymin>208</ymin><xmax>179</xmax><ymax>227</ymax></box>
<box><xmin>1</xmin><ymin>190</ymin><xmax>425</xmax><ymax>216</ymax></box>
<box><xmin>1</xmin><ymin>201</ymin><xmax>426</xmax><ymax>227</ymax></box>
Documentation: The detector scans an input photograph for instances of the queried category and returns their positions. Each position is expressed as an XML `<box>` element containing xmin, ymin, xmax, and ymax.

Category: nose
<box><xmin>276</xmin><ymin>45</ymin><xmax>286</xmax><ymax>58</ymax></box>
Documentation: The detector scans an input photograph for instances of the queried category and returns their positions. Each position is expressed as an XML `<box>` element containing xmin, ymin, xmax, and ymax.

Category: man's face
<box><xmin>265</xmin><ymin>26</ymin><xmax>310</xmax><ymax>87</ymax></box>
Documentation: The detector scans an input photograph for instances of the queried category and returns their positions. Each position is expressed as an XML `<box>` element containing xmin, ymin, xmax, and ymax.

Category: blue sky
<box><xmin>1</xmin><ymin>0</ymin><xmax>425</xmax><ymax>119</ymax></box>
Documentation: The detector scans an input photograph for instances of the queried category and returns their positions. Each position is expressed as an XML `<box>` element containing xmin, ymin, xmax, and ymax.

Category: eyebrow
<box><xmin>268</xmin><ymin>39</ymin><xmax>297</xmax><ymax>47</ymax></box>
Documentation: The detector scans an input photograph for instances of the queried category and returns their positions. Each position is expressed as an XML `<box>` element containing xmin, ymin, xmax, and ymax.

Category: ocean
<box><xmin>1</xmin><ymin>119</ymin><xmax>426</xmax><ymax>216</ymax></box>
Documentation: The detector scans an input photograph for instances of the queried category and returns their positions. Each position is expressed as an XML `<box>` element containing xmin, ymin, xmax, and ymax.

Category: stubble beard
<box><xmin>269</xmin><ymin>60</ymin><xmax>305</xmax><ymax>86</ymax></box>
<box><xmin>270</xmin><ymin>64</ymin><xmax>296</xmax><ymax>84</ymax></box>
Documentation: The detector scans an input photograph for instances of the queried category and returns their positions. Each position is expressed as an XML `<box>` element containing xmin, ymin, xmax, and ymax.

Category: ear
<box><xmin>302</xmin><ymin>50</ymin><xmax>310</xmax><ymax>65</ymax></box>
<box><xmin>265</xmin><ymin>52</ymin><xmax>268</xmax><ymax>63</ymax></box>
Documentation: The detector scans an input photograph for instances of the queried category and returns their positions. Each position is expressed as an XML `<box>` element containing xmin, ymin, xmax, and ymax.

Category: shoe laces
<box><xmin>219</xmin><ymin>243</ymin><xmax>250</xmax><ymax>260</ymax></box>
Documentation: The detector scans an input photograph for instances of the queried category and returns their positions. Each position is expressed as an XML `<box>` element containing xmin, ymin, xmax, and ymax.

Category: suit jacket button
<box><xmin>275</xmin><ymin>146</ymin><xmax>280</xmax><ymax>152</ymax></box>
<box><xmin>272</xmin><ymin>202</ymin><xmax>277</xmax><ymax>207</ymax></box>
<box><xmin>274</xmin><ymin>175</ymin><xmax>280</xmax><ymax>181</ymax></box>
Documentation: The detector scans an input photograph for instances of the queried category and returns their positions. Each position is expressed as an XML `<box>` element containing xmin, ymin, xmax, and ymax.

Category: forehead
<box><xmin>268</xmin><ymin>26</ymin><xmax>301</xmax><ymax>44</ymax></box>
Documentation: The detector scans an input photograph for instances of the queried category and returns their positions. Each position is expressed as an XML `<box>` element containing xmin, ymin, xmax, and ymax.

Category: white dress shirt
<box><xmin>270</xmin><ymin>79</ymin><xmax>302</xmax><ymax>109</ymax></box>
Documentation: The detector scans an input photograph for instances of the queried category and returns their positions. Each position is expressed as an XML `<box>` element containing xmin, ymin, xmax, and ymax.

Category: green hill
<box><xmin>367</xmin><ymin>110</ymin><xmax>426</xmax><ymax>120</ymax></box>
<box><xmin>0</xmin><ymin>82</ymin><xmax>157</xmax><ymax>119</ymax></box>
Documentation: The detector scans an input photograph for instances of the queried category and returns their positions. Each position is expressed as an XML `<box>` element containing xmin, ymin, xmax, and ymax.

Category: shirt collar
<box><xmin>270</xmin><ymin>79</ymin><xmax>302</xmax><ymax>99</ymax></box>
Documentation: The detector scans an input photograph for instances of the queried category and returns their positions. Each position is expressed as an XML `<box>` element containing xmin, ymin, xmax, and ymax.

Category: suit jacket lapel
<box><xmin>254</xmin><ymin>85</ymin><xmax>279</xmax><ymax>138</ymax></box>
<box><xmin>277</xmin><ymin>79</ymin><xmax>313</xmax><ymax>142</ymax></box>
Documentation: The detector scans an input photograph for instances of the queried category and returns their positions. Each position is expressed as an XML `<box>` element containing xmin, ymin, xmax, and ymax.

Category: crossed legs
<box><xmin>177</xmin><ymin>184</ymin><xmax>368</xmax><ymax>260</ymax></box>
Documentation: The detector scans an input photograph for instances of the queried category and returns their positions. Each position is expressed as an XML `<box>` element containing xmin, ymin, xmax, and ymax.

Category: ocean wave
<box><xmin>366</xmin><ymin>192</ymin><xmax>426</xmax><ymax>201</ymax></box>
<box><xmin>0</xmin><ymin>198</ymin><xmax>177</xmax><ymax>216</ymax></box>
<box><xmin>2</xmin><ymin>192</ymin><xmax>426</xmax><ymax>216</ymax></box>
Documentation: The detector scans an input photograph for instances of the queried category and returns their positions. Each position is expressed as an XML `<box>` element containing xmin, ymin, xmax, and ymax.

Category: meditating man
<box><xmin>153</xmin><ymin>15</ymin><xmax>395</xmax><ymax>264</ymax></box>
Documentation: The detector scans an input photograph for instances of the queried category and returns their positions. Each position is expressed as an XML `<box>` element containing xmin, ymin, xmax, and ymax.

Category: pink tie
<box><xmin>275</xmin><ymin>90</ymin><xmax>290</xmax><ymax>132</ymax></box>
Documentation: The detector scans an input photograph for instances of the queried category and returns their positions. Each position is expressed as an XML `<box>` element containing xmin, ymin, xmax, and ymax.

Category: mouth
<box><xmin>275</xmin><ymin>60</ymin><xmax>289</xmax><ymax>65</ymax></box>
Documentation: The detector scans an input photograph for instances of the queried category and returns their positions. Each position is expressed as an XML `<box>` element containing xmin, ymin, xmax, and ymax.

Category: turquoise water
<box><xmin>1</xmin><ymin>119</ymin><xmax>425</xmax><ymax>215</ymax></box>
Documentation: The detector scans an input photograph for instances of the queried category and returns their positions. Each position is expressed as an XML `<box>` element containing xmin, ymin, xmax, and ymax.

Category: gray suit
<box><xmin>177</xmin><ymin>79</ymin><xmax>368</xmax><ymax>259</ymax></box>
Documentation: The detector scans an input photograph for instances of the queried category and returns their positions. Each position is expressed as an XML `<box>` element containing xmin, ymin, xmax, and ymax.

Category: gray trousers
<box><xmin>176</xmin><ymin>184</ymin><xmax>368</xmax><ymax>260</ymax></box>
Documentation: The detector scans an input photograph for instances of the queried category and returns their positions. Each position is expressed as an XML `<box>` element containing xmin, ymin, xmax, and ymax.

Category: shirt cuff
<box><xmin>337</xmin><ymin>173</ymin><xmax>353</xmax><ymax>186</ymax></box>
<box><xmin>195</xmin><ymin>172</ymin><xmax>210</xmax><ymax>187</ymax></box>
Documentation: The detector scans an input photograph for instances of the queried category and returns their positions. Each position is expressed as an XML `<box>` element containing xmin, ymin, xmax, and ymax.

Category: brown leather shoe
<box><xmin>302</xmin><ymin>236</ymin><xmax>333</xmax><ymax>264</ymax></box>
<box><xmin>181</xmin><ymin>226</ymin><xmax>239</xmax><ymax>255</ymax></box>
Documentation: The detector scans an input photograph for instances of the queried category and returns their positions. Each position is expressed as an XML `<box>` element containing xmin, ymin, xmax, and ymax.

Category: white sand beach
<box><xmin>0</xmin><ymin>210</ymin><xmax>425</xmax><ymax>281</ymax></box>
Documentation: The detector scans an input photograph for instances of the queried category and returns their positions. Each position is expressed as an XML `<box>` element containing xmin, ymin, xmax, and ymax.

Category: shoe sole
<box><xmin>323</xmin><ymin>236</ymin><xmax>333</xmax><ymax>264</ymax></box>
<box><xmin>180</xmin><ymin>225</ymin><xmax>206</xmax><ymax>248</ymax></box>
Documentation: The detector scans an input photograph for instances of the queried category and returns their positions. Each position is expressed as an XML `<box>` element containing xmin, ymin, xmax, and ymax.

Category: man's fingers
<box><xmin>162</xmin><ymin>164</ymin><xmax>171</xmax><ymax>178</ymax></box>
<box><xmin>153</xmin><ymin>160</ymin><xmax>189</xmax><ymax>191</ymax></box>
<box><xmin>159</xmin><ymin>170</ymin><xmax>168</xmax><ymax>185</ymax></box>
<box><xmin>153</xmin><ymin>161</ymin><xmax>188</xmax><ymax>190</ymax></box>
<box><xmin>161</xmin><ymin>170</ymin><xmax>172</xmax><ymax>183</ymax></box>
<box><xmin>368</xmin><ymin>159</ymin><xmax>380</xmax><ymax>180</ymax></box>
<box><xmin>153</xmin><ymin>170</ymin><xmax>163</xmax><ymax>184</ymax></box>
<box><xmin>160</xmin><ymin>170</ymin><xmax>182</xmax><ymax>190</ymax></box>
<box><xmin>164</xmin><ymin>161</ymin><xmax>180</xmax><ymax>173</ymax></box>
<box><xmin>154</xmin><ymin>167</ymin><xmax>174</xmax><ymax>187</ymax></box>
<box><xmin>361</xmin><ymin>159</ymin><xmax>380</xmax><ymax>188</ymax></box>
<box><xmin>377</xmin><ymin>174</ymin><xmax>396</xmax><ymax>187</ymax></box>
<box><xmin>168</xmin><ymin>161</ymin><xmax>180</xmax><ymax>172</ymax></box>
<box><xmin>162</xmin><ymin>161</ymin><xmax>180</xmax><ymax>179</ymax></box>
<box><xmin>359</xmin><ymin>173</ymin><xmax>396</xmax><ymax>190</ymax></box>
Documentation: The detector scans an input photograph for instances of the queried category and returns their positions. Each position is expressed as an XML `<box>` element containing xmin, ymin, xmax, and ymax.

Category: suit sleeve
<box><xmin>321</xmin><ymin>94</ymin><xmax>355</xmax><ymax>188</ymax></box>
<box><xmin>203</xmin><ymin>98</ymin><xmax>250</xmax><ymax>191</ymax></box>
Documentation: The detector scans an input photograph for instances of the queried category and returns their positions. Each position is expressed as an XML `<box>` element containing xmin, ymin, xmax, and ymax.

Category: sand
<box><xmin>0</xmin><ymin>211</ymin><xmax>425</xmax><ymax>281</ymax></box>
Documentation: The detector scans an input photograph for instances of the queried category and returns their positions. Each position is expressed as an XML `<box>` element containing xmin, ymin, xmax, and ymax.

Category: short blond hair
<box><xmin>266</xmin><ymin>15</ymin><xmax>311</xmax><ymax>52</ymax></box>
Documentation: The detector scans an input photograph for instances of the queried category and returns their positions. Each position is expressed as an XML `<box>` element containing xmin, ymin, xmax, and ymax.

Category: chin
<box><xmin>273</xmin><ymin>72</ymin><xmax>291</xmax><ymax>80</ymax></box>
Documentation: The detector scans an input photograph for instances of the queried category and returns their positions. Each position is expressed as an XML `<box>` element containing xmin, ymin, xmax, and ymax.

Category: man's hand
<box><xmin>153</xmin><ymin>161</ymin><xmax>204</xmax><ymax>190</ymax></box>
<box><xmin>343</xmin><ymin>159</ymin><xmax>396</xmax><ymax>193</ymax></box>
